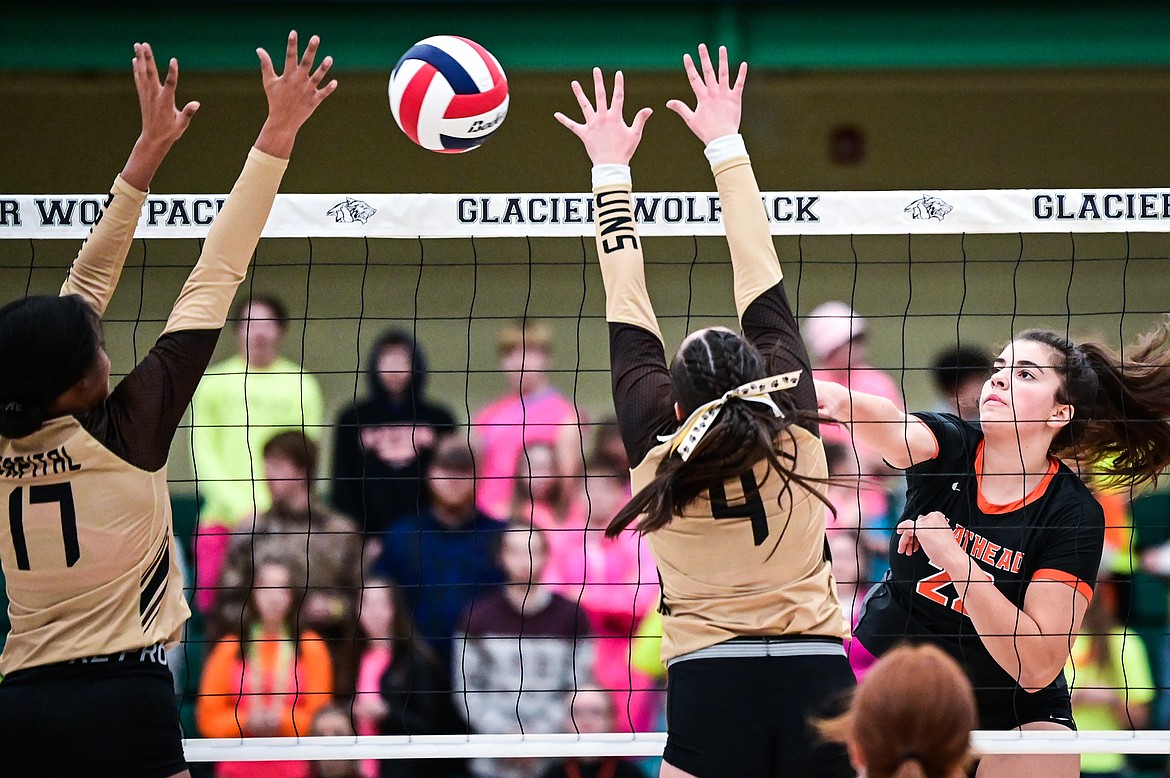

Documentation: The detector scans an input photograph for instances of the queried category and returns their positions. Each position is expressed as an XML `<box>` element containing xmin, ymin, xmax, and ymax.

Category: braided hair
<box><xmin>607</xmin><ymin>328</ymin><xmax>824</xmax><ymax>537</ymax></box>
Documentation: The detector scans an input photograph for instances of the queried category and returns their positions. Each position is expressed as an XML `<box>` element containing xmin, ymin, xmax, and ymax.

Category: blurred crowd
<box><xmin>4</xmin><ymin>296</ymin><xmax>1167</xmax><ymax>778</ymax></box>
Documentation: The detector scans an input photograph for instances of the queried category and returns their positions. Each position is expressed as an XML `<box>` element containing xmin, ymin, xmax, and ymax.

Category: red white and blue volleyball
<box><xmin>389</xmin><ymin>35</ymin><xmax>509</xmax><ymax>154</ymax></box>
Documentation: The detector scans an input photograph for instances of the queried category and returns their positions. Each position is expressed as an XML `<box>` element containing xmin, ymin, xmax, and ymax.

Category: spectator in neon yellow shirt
<box><xmin>190</xmin><ymin>294</ymin><xmax>323</xmax><ymax>612</ymax></box>
<box><xmin>1065</xmin><ymin>580</ymin><xmax>1154</xmax><ymax>777</ymax></box>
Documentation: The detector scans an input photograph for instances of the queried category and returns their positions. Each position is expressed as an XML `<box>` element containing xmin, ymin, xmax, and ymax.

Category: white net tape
<box><xmin>3</xmin><ymin>188</ymin><xmax>1170</xmax><ymax>240</ymax></box>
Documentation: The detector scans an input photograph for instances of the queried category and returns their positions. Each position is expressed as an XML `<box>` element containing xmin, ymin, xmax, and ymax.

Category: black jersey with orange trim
<box><xmin>854</xmin><ymin>412</ymin><xmax>1105</xmax><ymax>696</ymax></box>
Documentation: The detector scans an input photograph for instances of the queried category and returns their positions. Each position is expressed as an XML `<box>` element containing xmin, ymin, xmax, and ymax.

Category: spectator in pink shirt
<box><xmin>472</xmin><ymin>320</ymin><xmax>583</xmax><ymax>519</ymax></box>
<box><xmin>806</xmin><ymin>300</ymin><xmax>904</xmax><ymax>523</ymax></box>
<box><xmin>544</xmin><ymin>455</ymin><xmax>659</xmax><ymax>732</ymax></box>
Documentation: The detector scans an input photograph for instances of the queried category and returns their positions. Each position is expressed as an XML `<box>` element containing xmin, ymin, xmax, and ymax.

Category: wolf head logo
<box><xmin>327</xmin><ymin>198</ymin><xmax>377</xmax><ymax>224</ymax></box>
<box><xmin>904</xmin><ymin>195</ymin><xmax>953</xmax><ymax>221</ymax></box>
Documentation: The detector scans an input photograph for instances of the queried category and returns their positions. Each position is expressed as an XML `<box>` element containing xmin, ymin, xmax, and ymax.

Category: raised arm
<box><xmin>99</xmin><ymin>32</ymin><xmax>336</xmax><ymax>472</ymax></box>
<box><xmin>669</xmin><ymin>45</ymin><xmax>819</xmax><ymax>423</ymax></box>
<box><xmin>814</xmin><ymin>379</ymin><xmax>936</xmax><ymax>468</ymax></box>
<box><xmin>60</xmin><ymin>43</ymin><xmax>200</xmax><ymax>315</ymax></box>
<box><xmin>163</xmin><ymin>31</ymin><xmax>336</xmax><ymax>336</ymax></box>
<box><xmin>556</xmin><ymin>70</ymin><xmax>676</xmax><ymax>465</ymax></box>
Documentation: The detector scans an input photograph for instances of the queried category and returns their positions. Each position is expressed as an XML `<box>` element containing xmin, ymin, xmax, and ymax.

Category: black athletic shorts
<box><xmin>662</xmin><ymin>637</ymin><xmax>856</xmax><ymax>778</ymax></box>
<box><xmin>973</xmin><ymin>677</ymin><xmax>1076</xmax><ymax>732</ymax></box>
<box><xmin>0</xmin><ymin>644</ymin><xmax>186</xmax><ymax>778</ymax></box>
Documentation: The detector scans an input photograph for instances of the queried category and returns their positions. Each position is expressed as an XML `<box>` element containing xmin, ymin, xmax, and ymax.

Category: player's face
<box><xmin>253</xmin><ymin>563</ymin><xmax>294</xmax><ymax>626</ymax></box>
<box><xmin>980</xmin><ymin>340</ymin><xmax>1071</xmax><ymax>432</ymax></box>
<box><xmin>377</xmin><ymin>344</ymin><xmax>414</xmax><ymax>396</ymax></box>
<box><xmin>499</xmin><ymin>529</ymin><xmax>547</xmax><ymax>583</ymax></box>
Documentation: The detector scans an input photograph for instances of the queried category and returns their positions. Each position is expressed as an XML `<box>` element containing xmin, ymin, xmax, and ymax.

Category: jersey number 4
<box><xmin>710</xmin><ymin>472</ymin><xmax>769</xmax><ymax>546</ymax></box>
<box><xmin>8</xmin><ymin>483</ymin><xmax>80</xmax><ymax>570</ymax></box>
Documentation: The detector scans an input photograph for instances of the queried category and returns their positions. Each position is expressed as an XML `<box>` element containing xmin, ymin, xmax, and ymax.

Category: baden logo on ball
<box><xmin>389</xmin><ymin>35</ymin><xmax>509</xmax><ymax>154</ymax></box>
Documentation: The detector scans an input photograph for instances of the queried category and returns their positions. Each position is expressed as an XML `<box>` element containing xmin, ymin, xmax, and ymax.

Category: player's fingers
<box><xmin>164</xmin><ymin>58</ymin><xmax>179</xmax><ymax>91</ymax></box>
<box><xmin>717</xmin><ymin>45</ymin><xmax>729</xmax><ymax>86</ymax></box>
<box><xmin>665</xmin><ymin>99</ymin><xmax>694</xmax><ymax>125</ymax></box>
<box><xmin>681</xmin><ymin>53</ymin><xmax>702</xmax><ymax>94</ymax></box>
<box><xmin>141</xmin><ymin>42</ymin><xmax>160</xmax><ymax>84</ymax></box>
<box><xmin>733</xmin><ymin>62</ymin><xmax>748</xmax><ymax>95</ymax></box>
<box><xmin>180</xmin><ymin>101</ymin><xmax>200</xmax><ymax>118</ymax></box>
<box><xmin>316</xmin><ymin>79</ymin><xmax>339</xmax><ymax>101</ymax></box>
<box><xmin>310</xmin><ymin>55</ymin><xmax>333</xmax><ymax>85</ymax></box>
<box><xmin>630</xmin><ymin>106</ymin><xmax>653</xmax><ymax>135</ymax></box>
<box><xmin>132</xmin><ymin>43</ymin><xmax>147</xmax><ymax>85</ymax></box>
<box><xmin>257</xmin><ymin>47</ymin><xmax>276</xmax><ymax>79</ymax></box>
<box><xmin>300</xmin><ymin>34</ymin><xmax>321</xmax><ymax>71</ymax></box>
<box><xmin>570</xmin><ymin>80</ymin><xmax>594</xmax><ymax>118</ymax></box>
<box><xmin>553</xmin><ymin>112</ymin><xmax>585</xmax><ymax>136</ymax></box>
<box><xmin>611</xmin><ymin>70</ymin><xmax>625</xmax><ymax>113</ymax></box>
<box><xmin>283</xmin><ymin>30</ymin><xmax>299</xmax><ymax>73</ymax></box>
<box><xmin>698</xmin><ymin>43</ymin><xmax>717</xmax><ymax>86</ymax></box>
<box><xmin>592</xmin><ymin>67</ymin><xmax>608</xmax><ymax>112</ymax></box>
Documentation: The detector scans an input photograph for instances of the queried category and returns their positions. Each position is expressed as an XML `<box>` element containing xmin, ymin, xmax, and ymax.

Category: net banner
<box><xmin>3</xmin><ymin>188</ymin><xmax>1170</xmax><ymax>239</ymax></box>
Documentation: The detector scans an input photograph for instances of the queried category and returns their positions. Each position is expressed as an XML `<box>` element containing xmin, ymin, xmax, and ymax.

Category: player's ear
<box><xmin>1047</xmin><ymin>403</ymin><xmax>1073</xmax><ymax>430</ymax></box>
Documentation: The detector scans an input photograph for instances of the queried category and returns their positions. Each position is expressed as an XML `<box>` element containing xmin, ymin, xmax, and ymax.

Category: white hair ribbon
<box><xmin>657</xmin><ymin>370</ymin><xmax>802</xmax><ymax>462</ymax></box>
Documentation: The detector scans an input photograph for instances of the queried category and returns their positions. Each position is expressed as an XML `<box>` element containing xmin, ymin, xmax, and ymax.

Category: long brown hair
<box><xmin>606</xmin><ymin>328</ymin><xmax>825</xmax><ymax>537</ymax></box>
<box><xmin>1019</xmin><ymin>319</ymin><xmax>1170</xmax><ymax>486</ymax></box>
<box><xmin>819</xmin><ymin>643</ymin><xmax>976</xmax><ymax>778</ymax></box>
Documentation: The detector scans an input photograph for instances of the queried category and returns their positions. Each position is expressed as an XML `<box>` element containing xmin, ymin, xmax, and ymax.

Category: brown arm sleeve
<box><xmin>59</xmin><ymin>176</ymin><xmax>148</xmax><ymax>315</ymax></box>
<box><xmin>714</xmin><ymin>154</ymin><xmax>818</xmax><ymax>433</ymax></box>
<box><xmin>741</xmin><ymin>283</ymin><xmax>819</xmax><ymax>432</ymax></box>
<box><xmin>80</xmin><ymin>329</ymin><xmax>221</xmax><ymax>472</ymax></box>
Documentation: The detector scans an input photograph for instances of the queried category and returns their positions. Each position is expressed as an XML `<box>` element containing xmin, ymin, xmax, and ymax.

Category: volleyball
<box><xmin>388</xmin><ymin>35</ymin><xmax>509</xmax><ymax>154</ymax></box>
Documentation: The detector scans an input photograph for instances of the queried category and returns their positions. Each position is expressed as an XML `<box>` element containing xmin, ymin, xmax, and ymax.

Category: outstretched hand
<box><xmin>133</xmin><ymin>42</ymin><xmax>199</xmax><ymax>150</ymax></box>
<box><xmin>119</xmin><ymin>42</ymin><xmax>200</xmax><ymax>191</ymax></box>
<box><xmin>254</xmin><ymin>31</ymin><xmax>338</xmax><ymax>159</ymax></box>
<box><xmin>667</xmin><ymin>44</ymin><xmax>746</xmax><ymax>145</ymax></box>
<box><xmin>555</xmin><ymin>68</ymin><xmax>652</xmax><ymax>167</ymax></box>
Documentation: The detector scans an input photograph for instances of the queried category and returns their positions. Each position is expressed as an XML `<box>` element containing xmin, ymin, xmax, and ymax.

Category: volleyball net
<box><xmin>3</xmin><ymin>187</ymin><xmax>1170</xmax><ymax>766</ymax></box>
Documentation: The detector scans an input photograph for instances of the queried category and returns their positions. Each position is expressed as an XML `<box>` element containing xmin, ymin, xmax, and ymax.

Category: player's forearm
<box><xmin>709</xmin><ymin>135</ymin><xmax>784</xmax><ymax>321</ymax></box>
<box><xmin>163</xmin><ymin>148</ymin><xmax>288</xmax><ymax>334</ymax></box>
<box><xmin>592</xmin><ymin>168</ymin><xmax>663</xmax><ymax>341</ymax></box>
<box><xmin>949</xmin><ymin>563</ymin><xmax>1069</xmax><ymax>691</ymax></box>
<box><xmin>119</xmin><ymin>134</ymin><xmax>179</xmax><ymax>193</ymax></box>
<box><xmin>59</xmin><ymin>176</ymin><xmax>149</xmax><ymax>315</ymax></box>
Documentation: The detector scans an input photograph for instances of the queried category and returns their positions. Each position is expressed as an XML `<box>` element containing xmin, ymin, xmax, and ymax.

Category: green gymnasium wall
<box><xmin>4</xmin><ymin>2</ymin><xmax>1170</xmax><ymax>493</ymax></box>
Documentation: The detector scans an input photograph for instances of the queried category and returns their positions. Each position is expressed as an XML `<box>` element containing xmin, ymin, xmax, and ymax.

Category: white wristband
<box><xmin>591</xmin><ymin>164</ymin><xmax>632</xmax><ymax>189</ymax></box>
<box><xmin>704</xmin><ymin>134</ymin><xmax>748</xmax><ymax>167</ymax></box>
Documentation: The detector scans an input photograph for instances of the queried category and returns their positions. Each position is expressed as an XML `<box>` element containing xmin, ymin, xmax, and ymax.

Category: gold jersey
<box><xmin>595</xmin><ymin>151</ymin><xmax>848</xmax><ymax>664</ymax></box>
<box><xmin>1</xmin><ymin>147</ymin><xmax>288</xmax><ymax>673</ymax></box>
<box><xmin>0</xmin><ymin>419</ymin><xmax>187</xmax><ymax>672</ymax></box>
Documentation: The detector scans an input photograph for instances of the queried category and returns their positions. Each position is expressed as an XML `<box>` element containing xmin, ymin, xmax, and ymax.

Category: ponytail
<box><xmin>1021</xmin><ymin>319</ymin><xmax>1170</xmax><ymax>486</ymax></box>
